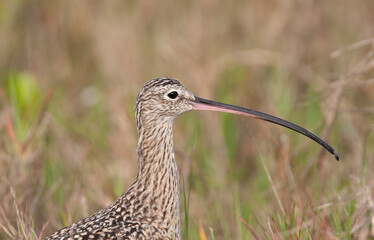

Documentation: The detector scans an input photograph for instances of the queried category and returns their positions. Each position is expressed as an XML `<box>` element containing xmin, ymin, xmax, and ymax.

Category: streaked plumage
<box><xmin>45</xmin><ymin>77</ymin><xmax>338</xmax><ymax>240</ymax></box>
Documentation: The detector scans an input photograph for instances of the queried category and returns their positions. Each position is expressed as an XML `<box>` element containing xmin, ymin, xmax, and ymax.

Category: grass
<box><xmin>1</xmin><ymin>0</ymin><xmax>374</xmax><ymax>239</ymax></box>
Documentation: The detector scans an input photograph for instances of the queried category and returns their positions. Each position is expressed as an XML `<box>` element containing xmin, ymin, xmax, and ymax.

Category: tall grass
<box><xmin>1</xmin><ymin>0</ymin><xmax>374</xmax><ymax>239</ymax></box>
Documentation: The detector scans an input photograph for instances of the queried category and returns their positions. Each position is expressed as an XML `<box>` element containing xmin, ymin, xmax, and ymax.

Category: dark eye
<box><xmin>167</xmin><ymin>91</ymin><xmax>178</xmax><ymax>99</ymax></box>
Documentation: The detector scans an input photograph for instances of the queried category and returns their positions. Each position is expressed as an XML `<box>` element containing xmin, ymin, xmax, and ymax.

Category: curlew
<box><xmin>45</xmin><ymin>77</ymin><xmax>338</xmax><ymax>240</ymax></box>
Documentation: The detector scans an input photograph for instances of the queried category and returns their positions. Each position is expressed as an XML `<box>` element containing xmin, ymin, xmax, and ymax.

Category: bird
<box><xmin>44</xmin><ymin>77</ymin><xmax>339</xmax><ymax>240</ymax></box>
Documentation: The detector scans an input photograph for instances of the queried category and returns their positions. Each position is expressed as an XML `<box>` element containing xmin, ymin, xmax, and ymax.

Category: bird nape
<box><xmin>44</xmin><ymin>77</ymin><xmax>338</xmax><ymax>240</ymax></box>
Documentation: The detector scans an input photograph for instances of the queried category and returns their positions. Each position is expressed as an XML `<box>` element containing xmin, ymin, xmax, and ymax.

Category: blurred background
<box><xmin>1</xmin><ymin>0</ymin><xmax>374</xmax><ymax>239</ymax></box>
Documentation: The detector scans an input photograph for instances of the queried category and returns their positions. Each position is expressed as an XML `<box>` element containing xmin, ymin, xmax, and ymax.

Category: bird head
<box><xmin>135</xmin><ymin>77</ymin><xmax>195</xmax><ymax>127</ymax></box>
<box><xmin>135</xmin><ymin>77</ymin><xmax>339</xmax><ymax>160</ymax></box>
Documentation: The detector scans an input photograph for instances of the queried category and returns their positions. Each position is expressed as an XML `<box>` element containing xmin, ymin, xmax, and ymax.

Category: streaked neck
<box><xmin>136</xmin><ymin>119</ymin><xmax>181</xmax><ymax>239</ymax></box>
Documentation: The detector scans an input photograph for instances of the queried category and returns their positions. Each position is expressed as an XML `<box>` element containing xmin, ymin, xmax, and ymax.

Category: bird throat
<box><xmin>134</xmin><ymin>120</ymin><xmax>181</xmax><ymax>238</ymax></box>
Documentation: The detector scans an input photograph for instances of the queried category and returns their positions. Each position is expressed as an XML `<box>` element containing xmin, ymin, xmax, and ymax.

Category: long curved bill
<box><xmin>191</xmin><ymin>96</ymin><xmax>339</xmax><ymax>161</ymax></box>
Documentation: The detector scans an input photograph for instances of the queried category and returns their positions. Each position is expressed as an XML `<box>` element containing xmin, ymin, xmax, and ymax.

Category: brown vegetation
<box><xmin>1</xmin><ymin>0</ymin><xmax>374</xmax><ymax>239</ymax></box>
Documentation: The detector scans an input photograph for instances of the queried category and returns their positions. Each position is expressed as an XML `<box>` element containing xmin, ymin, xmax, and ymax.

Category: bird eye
<box><xmin>167</xmin><ymin>91</ymin><xmax>178</xmax><ymax>99</ymax></box>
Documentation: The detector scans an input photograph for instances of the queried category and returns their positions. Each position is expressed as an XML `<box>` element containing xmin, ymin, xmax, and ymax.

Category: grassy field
<box><xmin>1</xmin><ymin>0</ymin><xmax>374</xmax><ymax>239</ymax></box>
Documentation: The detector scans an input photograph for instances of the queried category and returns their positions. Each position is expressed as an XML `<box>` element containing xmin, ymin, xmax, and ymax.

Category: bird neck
<box><xmin>137</xmin><ymin>119</ymin><xmax>177</xmax><ymax>174</ymax></box>
<box><xmin>135</xmin><ymin>119</ymin><xmax>181</xmax><ymax>238</ymax></box>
